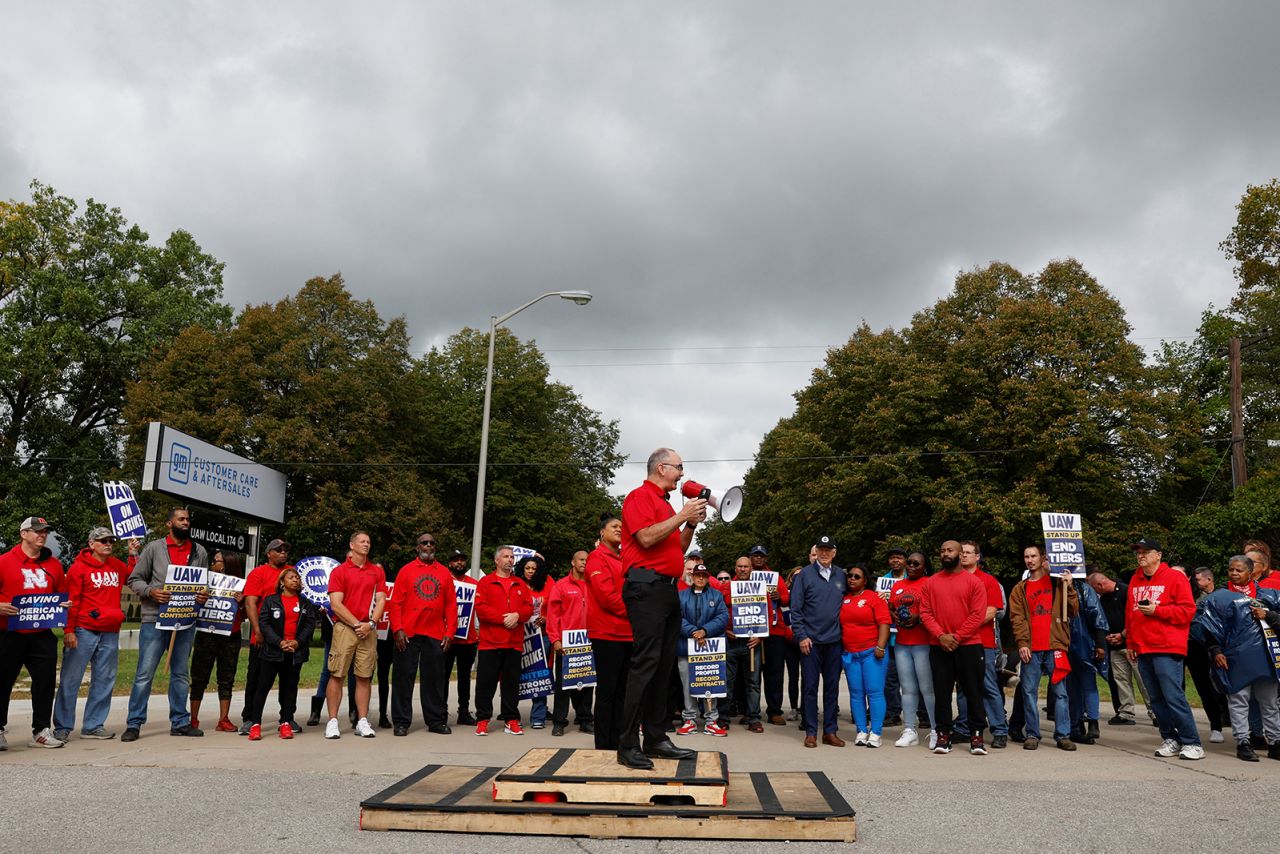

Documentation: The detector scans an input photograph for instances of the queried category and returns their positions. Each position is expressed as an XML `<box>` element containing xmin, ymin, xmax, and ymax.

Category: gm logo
<box><xmin>169</xmin><ymin>442</ymin><xmax>192</xmax><ymax>484</ymax></box>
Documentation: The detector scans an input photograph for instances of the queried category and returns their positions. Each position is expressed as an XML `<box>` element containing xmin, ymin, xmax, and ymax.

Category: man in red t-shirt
<box><xmin>240</xmin><ymin>538</ymin><xmax>292</xmax><ymax>733</ymax></box>
<box><xmin>953</xmin><ymin>541</ymin><xmax>1010</xmax><ymax>747</ymax></box>
<box><xmin>387</xmin><ymin>532</ymin><xmax>455</xmax><ymax>736</ymax></box>
<box><xmin>323</xmin><ymin>531</ymin><xmax>387</xmax><ymax>739</ymax></box>
<box><xmin>616</xmin><ymin>448</ymin><xmax>707</xmax><ymax>770</ymax></box>
<box><xmin>1009</xmin><ymin>544</ymin><xmax>1079</xmax><ymax>750</ymax></box>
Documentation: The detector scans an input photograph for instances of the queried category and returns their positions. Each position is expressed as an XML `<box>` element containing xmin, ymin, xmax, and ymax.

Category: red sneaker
<box><xmin>704</xmin><ymin>721</ymin><xmax>728</xmax><ymax>737</ymax></box>
<box><xmin>215</xmin><ymin>718</ymin><xmax>237</xmax><ymax>733</ymax></box>
<box><xmin>676</xmin><ymin>720</ymin><xmax>698</xmax><ymax>736</ymax></box>
<box><xmin>279</xmin><ymin>722</ymin><xmax>294</xmax><ymax>739</ymax></box>
<box><xmin>505</xmin><ymin>721</ymin><xmax>524</xmax><ymax>735</ymax></box>
<box><xmin>248</xmin><ymin>724</ymin><xmax>262</xmax><ymax>741</ymax></box>
<box><xmin>475</xmin><ymin>720</ymin><xmax>489</xmax><ymax>736</ymax></box>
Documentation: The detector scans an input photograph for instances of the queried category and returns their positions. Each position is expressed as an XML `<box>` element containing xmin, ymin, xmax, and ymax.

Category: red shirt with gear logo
<box><xmin>387</xmin><ymin>559</ymin><xmax>457</xmax><ymax>640</ymax></box>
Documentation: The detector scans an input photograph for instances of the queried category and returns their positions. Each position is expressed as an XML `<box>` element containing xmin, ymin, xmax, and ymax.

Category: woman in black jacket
<box><xmin>246</xmin><ymin>567</ymin><xmax>319</xmax><ymax>740</ymax></box>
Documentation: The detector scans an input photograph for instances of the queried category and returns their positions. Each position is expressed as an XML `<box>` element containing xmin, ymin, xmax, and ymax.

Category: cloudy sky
<box><xmin>4</xmin><ymin>1</ymin><xmax>1278</xmax><ymax>508</ymax></box>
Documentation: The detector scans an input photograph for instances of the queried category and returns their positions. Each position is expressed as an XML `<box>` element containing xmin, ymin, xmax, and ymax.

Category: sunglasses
<box><xmin>716</xmin><ymin>575</ymin><xmax>732</xmax><ymax>582</ymax></box>
<box><xmin>418</xmin><ymin>539</ymin><xmax>436</xmax><ymax>546</ymax></box>
<box><xmin>848</xmin><ymin>573</ymin><xmax>864</xmax><ymax>580</ymax></box>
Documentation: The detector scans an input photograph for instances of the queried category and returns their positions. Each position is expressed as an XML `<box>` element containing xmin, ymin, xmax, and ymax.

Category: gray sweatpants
<box><xmin>1227</xmin><ymin>679</ymin><xmax>1280</xmax><ymax>743</ymax></box>
<box><xmin>676</xmin><ymin>657</ymin><xmax>719</xmax><ymax>722</ymax></box>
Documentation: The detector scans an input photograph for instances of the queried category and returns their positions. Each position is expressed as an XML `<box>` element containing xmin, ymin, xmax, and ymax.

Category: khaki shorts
<box><xmin>328</xmin><ymin>622</ymin><xmax>377</xmax><ymax>679</ymax></box>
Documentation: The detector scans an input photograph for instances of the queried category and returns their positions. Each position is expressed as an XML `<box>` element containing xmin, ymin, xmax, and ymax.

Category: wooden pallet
<box><xmin>493</xmin><ymin>748</ymin><xmax>728</xmax><ymax>806</ymax></box>
<box><xmin>360</xmin><ymin>763</ymin><xmax>856</xmax><ymax>841</ymax></box>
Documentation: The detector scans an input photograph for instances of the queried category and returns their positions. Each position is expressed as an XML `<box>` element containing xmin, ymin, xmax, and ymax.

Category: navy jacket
<box><xmin>1191</xmin><ymin>587</ymin><xmax>1280</xmax><ymax>694</ymax></box>
<box><xmin>678</xmin><ymin>585</ymin><xmax>729</xmax><ymax>658</ymax></box>
<box><xmin>789</xmin><ymin>562</ymin><xmax>846</xmax><ymax>645</ymax></box>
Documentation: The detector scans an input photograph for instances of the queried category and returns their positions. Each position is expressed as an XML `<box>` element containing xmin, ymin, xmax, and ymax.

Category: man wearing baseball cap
<box><xmin>0</xmin><ymin>517</ymin><xmax>68</xmax><ymax>748</ymax></box>
<box><xmin>243</xmin><ymin>539</ymin><xmax>293</xmax><ymax>733</ymax></box>
<box><xmin>1127</xmin><ymin>537</ymin><xmax>1202</xmax><ymax>760</ymax></box>
<box><xmin>790</xmin><ymin>535</ymin><xmax>847</xmax><ymax>748</ymax></box>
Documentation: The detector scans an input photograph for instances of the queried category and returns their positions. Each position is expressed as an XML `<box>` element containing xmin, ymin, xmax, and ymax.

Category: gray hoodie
<box><xmin>127</xmin><ymin>536</ymin><xmax>210</xmax><ymax>624</ymax></box>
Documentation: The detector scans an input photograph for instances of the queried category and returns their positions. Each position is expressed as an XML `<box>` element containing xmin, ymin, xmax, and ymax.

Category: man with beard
<box><xmin>123</xmin><ymin>508</ymin><xmax>210</xmax><ymax>741</ymax></box>
<box><xmin>441</xmin><ymin>550</ymin><xmax>479</xmax><ymax>725</ymax></box>
<box><xmin>388</xmin><ymin>533</ymin><xmax>456</xmax><ymax>736</ymax></box>
<box><xmin>243</xmin><ymin>539</ymin><xmax>292</xmax><ymax>734</ymax></box>
<box><xmin>1009</xmin><ymin>545</ymin><xmax>1079</xmax><ymax>751</ymax></box>
<box><xmin>920</xmin><ymin>540</ymin><xmax>988</xmax><ymax>755</ymax></box>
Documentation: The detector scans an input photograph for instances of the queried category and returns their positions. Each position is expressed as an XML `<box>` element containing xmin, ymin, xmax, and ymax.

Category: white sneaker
<box><xmin>854</xmin><ymin>731</ymin><xmax>869</xmax><ymax>746</ymax></box>
<box><xmin>1154</xmin><ymin>738</ymin><xmax>1181</xmax><ymax>757</ymax></box>
<box><xmin>928</xmin><ymin>730</ymin><xmax>938</xmax><ymax>750</ymax></box>
<box><xmin>325</xmin><ymin>718</ymin><xmax>341</xmax><ymax>739</ymax></box>
<box><xmin>354</xmin><ymin>718</ymin><xmax>376</xmax><ymax>738</ymax></box>
<box><xmin>1180</xmin><ymin>744</ymin><xmax>1205</xmax><ymax>760</ymax></box>
<box><xmin>1209</xmin><ymin>730</ymin><xmax>1224</xmax><ymax>743</ymax></box>
<box><xmin>868</xmin><ymin>733</ymin><xmax>882</xmax><ymax>748</ymax></box>
<box><xmin>28</xmin><ymin>727</ymin><xmax>65</xmax><ymax>749</ymax></box>
<box><xmin>895</xmin><ymin>727</ymin><xmax>919</xmax><ymax>748</ymax></box>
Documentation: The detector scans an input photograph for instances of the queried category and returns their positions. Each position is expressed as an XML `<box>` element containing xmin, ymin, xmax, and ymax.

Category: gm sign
<box><xmin>169</xmin><ymin>442</ymin><xmax>192</xmax><ymax>484</ymax></box>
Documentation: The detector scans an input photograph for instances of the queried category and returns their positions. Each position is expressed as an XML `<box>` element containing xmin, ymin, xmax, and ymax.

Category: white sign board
<box><xmin>142</xmin><ymin>422</ymin><xmax>287</xmax><ymax>523</ymax></box>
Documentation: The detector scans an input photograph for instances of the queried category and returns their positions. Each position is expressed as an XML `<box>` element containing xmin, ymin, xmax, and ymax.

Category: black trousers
<box><xmin>619</xmin><ymin>578</ymin><xmax>681</xmax><ymax>750</ymax></box>
<box><xmin>246</xmin><ymin>656</ymin><xmax>301</xmax><ymax>725</ymax></box>
<box><xmin>551</xmin><ymin>651</ymin><xmax>595</xmax><ymax>727</ymax></box>
<box><xmin>191</xmin><ymin>632</ymin><xmax>240</xmax><ymax>703</ymax></box>
<box><xmin>391</xmin><ymin>635</ymin><xmax>447</xmax><ymax>728</ymax></box>
<box><xmin>930</xmin><ymin>644</ymin><xmax>987</xmax><ymax>736</ymax></box>
<box><xmin>0</xmin><ymin>630</ymin><xmax>57</xmax><ymax>734</ymax></box>
<box><xmin>375</xmin><ymin>636</ymin><xmax>394</xmax><ymax>718</ymax></box>
<box><xmin>762</xmin><ymin>634</ymin><xmax>787</xmax><ymax>717</ymax></box>
<box><xmin>241</xmin><ymin>645</ymin><xmax>262</xmax><ymax>720</ymax></box>
<box><xmin>444</xmin><ymin>641</ymin><xmax>477</xmax><ymax>715</ymax></box>
<box><xmin>592</xmin><ymin>638</ymin><xmax>631</xmax><ymax>749</ymax></box>
<box><xmin>785</xmin><ymin>637</ymin><xmax>802</xmax><ymax>711</ymax></box>
<box><xmin>475</xmin><ymin>648</ymin><xmax>521</xmax><ymax>723</ymax></box>
<box><xmin>1186</xmin><ymin>639</ymin><xmax>1227</xmax><ymax>731</ymax></box>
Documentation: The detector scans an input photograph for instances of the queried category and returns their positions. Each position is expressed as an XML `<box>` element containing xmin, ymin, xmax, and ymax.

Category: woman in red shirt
<box><xmin>888</xmin><ymin>552</ymin><xmax>935</xmax><ymax>748</ymax></box>
<box><xmin>841</xmin><ymin>565</ymin><xmax>891</xmax><ymax>747</ymax></box>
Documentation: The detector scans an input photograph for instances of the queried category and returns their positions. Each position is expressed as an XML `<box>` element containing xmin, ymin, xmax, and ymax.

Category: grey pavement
<box><xmin>2</xmin><ymin>689</ymin><xmax>1271</xmax><ymax>852</ymax></box>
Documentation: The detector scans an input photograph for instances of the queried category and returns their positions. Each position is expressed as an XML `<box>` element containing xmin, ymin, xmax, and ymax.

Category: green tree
<box><xmin>0</xmin><ymin>180</ymin><xmax>229</xmax><ymax>543</ymax></box>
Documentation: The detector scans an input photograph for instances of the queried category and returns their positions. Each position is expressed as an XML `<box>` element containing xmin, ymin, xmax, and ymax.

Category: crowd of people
<box><xmin>2</xmin><ymin>461</ymin><xmax>1279</xmax><ymax>767</ymax></box>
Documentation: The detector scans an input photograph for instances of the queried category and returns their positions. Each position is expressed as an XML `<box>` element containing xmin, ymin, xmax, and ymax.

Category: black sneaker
<box><xmin>883</xmin><ymin>713</ymin><xmax>903</xmax><ymax>727</ymax></box>
<box><xmin>1269</xmin><ymin>741</ymin><xmax>1280</xmax><ymax>760</ymax></box>
<box><xmin>578</xmin><ymin>721</ymin><xmax>594</xmax><ymax>734</ymax></box>
<box><xmin>121</xmin><ymin>728</ymin><xmax>140</xmax><ymax>743</ymax></box>
<box><xmin>457</xmin><ymin>711</ymin><xmax>477</xmax><ymax>726</ymax></box>
<box><xmin>1252</xmin><ymin>734</ymin><xmax>1268</xmax><ymax>750</ymax></box>
<box><xmin>991</xmin><ymin>734</ymin><xmax>1008</xmax><ymax>749</ymax></box>
<box><xmin>1008</xmin><ymin>728</ymin><xmax>1026</xmax><ymax>743</ymax></box>
<box><xmin>170</xmin><ymin>724</ymin><xmax>204</xmax><ymax>737</ymax></box>
<box><xmin>1238</xmin><ymin>740</ymin><xmax>1260</xmax><ymax>762</ymax></box>
<box><xmin>1107</xmin><ymin>716</ymin><xmax>1136</xmax><ymax>726</ymax></box>
<box><xmin>933</xmin><ymin>732</ymin><xmax>952</xmax><ymax>754</ymax></box>
<box><xmin>552</xmin><ymin>724</ymin><xmax>566</xmax><ymax>737</ymax></box>
<box><xmin>969</xmin><ymin>735</ymin><xmax>987</xmax><ymax>755</ymax></box>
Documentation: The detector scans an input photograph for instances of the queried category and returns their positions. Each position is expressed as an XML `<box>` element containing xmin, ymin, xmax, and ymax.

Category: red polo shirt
<box><xmin>621</xmin><ymin>479</ymin><xmax>683</xmax><ymax>578</ymax></box>
<box><xmin>327</xmin><ymin>559</ymin><xmax>387</xmax><ymax>623</ymax></box>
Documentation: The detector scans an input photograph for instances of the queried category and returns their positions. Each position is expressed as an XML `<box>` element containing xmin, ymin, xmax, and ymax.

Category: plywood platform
<box><xmin>360</xmin><ymin>763</ymin><xmax>856</xmax><ymax>841</ymax></box>
<box><xmin>493</xmin><ymin>748</ymin><xmax>728</xmax><ymax>805</ymax></box>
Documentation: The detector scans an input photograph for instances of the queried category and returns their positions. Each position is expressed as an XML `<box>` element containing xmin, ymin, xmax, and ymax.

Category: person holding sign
<box><xmin>387</xmin><ymin>533</ymin><xmax>456</xmax><ymax>737</ymax></box>
<box><xmin>242</xmin><ymin>539</ymin><xmax>293</xmax><ymax>734</ymax></box>
<box><xmin>473</xmin><ymin>546</ymin><xmax>534</xmax><ymax>735</ymax></box>
<box><xmin>53</xmin><ymin>527</ymin><xmax>137</xmax><ymax>742</ymax></box>
<box><xmin>723</xmin><ymin>556</ymin><xmax>765</xmax><ymax>732</ymax></box>
<box><xmin>919</xmin><ymin>540</ymin><xmax>988</xmax><ymax>756</ymax></box>
<box><xmin>546</xmin><ymin>549</ymin><xmax>595</xmax><ymax>737</ymax></box>
<box><xmin>1127</xmin><ymin>537</ymin><xmax>1203</xmax><ymax>760</ymax></box>
<box><xmin>443</xmin><ymin>550</ymin><xmax>479</xmax><ymax>726</ymax></box>
<box><xmin>1191</xmin><ymin>555</ymin><xmax>1280</xmax><ymax>762</ymax></box>
<box><xmin>677</xmin><ymin>563</ymin><xmax>729</xmax><ymax>736</ymax></box>
<box><xmin>246</xmin><ymin>567</ymin><xmax>320</xmax><ymax>740</ymax></box>
<box><xmin>1008</xmin><ymin>545</ymin><xmax>1079</xmax><ymax>751</ymax></box>
<box><xmin>0</xmin><ymin>517</ymin><xmax>69</xmax><ymax>749</ymax></box>
<box><xmin>189</xmin><ymin>552</ymin><xmax>246</xmax><ymax>735</ymax></box>
<box><xmin>322</xmin><ymin>532</ymin><xmax>388</xmax><ymax>739</ymax></box>
<box><xmin>748</xmin><ymin>544</ymin><xmax>793</xmax><ymax>727</ymax></box>
<box><xmin>123</xmin><ymin>508</ymin><xmax>210</xmax><ymax>742</ymax></box>
<box><xmin>791</xmin><ymin>535</ymin><xmax>848</xmax><ymax>749</ymax></box>
<box><xmin>840</xmin><ymin>566</ymin><xmax>891</xmax><ymax>747</ymax></box>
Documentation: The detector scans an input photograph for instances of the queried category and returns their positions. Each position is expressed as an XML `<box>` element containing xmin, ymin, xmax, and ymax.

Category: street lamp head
<box><xmin>558</xmin><ymin>290</ymin><xmax>593</xmax><ymax>306</ymax></box>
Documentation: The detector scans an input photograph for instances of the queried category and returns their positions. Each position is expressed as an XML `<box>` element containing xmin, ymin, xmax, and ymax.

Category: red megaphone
<box><xmin>681</xmin><ymin>481</ymin><xmax>744</xmax><ymax>523</ymax></box>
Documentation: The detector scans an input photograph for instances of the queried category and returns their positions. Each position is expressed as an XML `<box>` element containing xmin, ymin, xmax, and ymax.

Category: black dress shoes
<box><xmin>428</xmin><ymin>724</ymin><xmax>452</xmax><ymax>735</ymax></box>
<box><xmin>617</xmin><ymin>747</ymin><xmax>655</xmax><ymax>770</ymax></box>
<box><xmin>643</xmin><ymin>739</ymin><xmax>696</xmax><ymax>760</ymax></box>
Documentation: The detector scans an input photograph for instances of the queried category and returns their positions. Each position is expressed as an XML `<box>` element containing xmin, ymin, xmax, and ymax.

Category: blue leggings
<box><xmin>842</xmin><ymin>648</ymin><xmax>888</xmax><ymax>735</ymax></box>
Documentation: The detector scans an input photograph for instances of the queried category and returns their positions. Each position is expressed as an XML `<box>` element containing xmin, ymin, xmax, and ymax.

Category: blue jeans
<box><xmin>894</xmin><ymin>644</ymin><xmax>935</xmax><ymax>730</ymax></box>
<box><xmin>531</xmin><ymin>696</ymin><xmax>548</xmax><ymax>726</ymax></box>
<box><xmin>1138</xmin><ymin>653</ymin><xmax>1201</xmax><ymax>746</ymax></box>
<box><xmin>1020</xmin><ymin>651</ymin><xmax>1070</xmax><ymax>740</ymax></box>
<box><xmin>956</xmin><ymin>647</ymin><xmax>1009</xmax><ymax>737</ymax></box>
<box><xmin>54</xmin><ymin>628</ymin><xmax>120</xmax><ymax>733</ymax></box>
<box><xmin>1067</xmin><ymin>656</ymin><xmax>1101</xmax><ymax>733</ymax></box>
<box><xmin>842</xmin><ymin>648</ymin><xmax>888</xmax><ymax>735</ymax></box>
<box><xmin>126</xmin><ymin>623</ymin><xmax>195</xmax><ymax>729</ymax></box>
<box><xmin>801</xmin><ymin>640</ymin><xmax>843</xmax><ymax>736</ymax></box>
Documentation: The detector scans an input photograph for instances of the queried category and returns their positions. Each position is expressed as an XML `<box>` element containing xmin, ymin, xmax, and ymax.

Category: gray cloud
<box><xmin>3</xmin><ymin>1</ymin><xmax>1276</xmax><ymax>533</ymax></box>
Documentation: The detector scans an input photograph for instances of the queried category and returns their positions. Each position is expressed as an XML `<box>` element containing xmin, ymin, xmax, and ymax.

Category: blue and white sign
<box><xmin>297</xmin><ymin>556</ymin><xmax>338</xmax><ymax>618</ymax></box>
<box><xmin>7</xmin><ymin>593</ymin><xmax>68</xmax><ymax>630</ymax></box>
<box><xmin>103</xmin><ymin>481</ymin><xmax>147</xmax><ymax>539</ymax></box>
<box><xmin>687</xmin><ymin>636</ymin><xmax>728</xmax><ymax>699</ymax></box>
<box><xmin>518</xmin><ymin>623</ymin><xmax>554</xmax><ymax>699</ymax></box>
<box><xmin>157</xmin><ymin>564</ymin><xmax>208</xmax><ymax>631</ymax></box>
<box><xmin>142</xmin><ymin>422</ymin><xmax>287</xmax><ymax>523</ymax></box>
<box><xmin>730</xmin><ymin>579</ymin><xmax>770</xmax><ymax>637</ymax></box>
<box><xmin>1041</xmin><ymin>512</ymin><xmax>1087</xmax><ymax>579</ymax></box>
<box><xmin>560</xmin><ymin>628</ymin><xmax>597</xmax><ymax>690</ymax></box>
<box><xmin>195</xmin><ymin>572</ymin><xmax>245</xmax><ymax>635</ymax></box>
<box><xmin>453</xmin><ymin>581</ymin><xmax>476</xmax><ymax>641</ymax></box>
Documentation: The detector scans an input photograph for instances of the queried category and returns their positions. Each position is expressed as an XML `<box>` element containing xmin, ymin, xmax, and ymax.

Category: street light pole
<box><xmin>468</xmin><ymin>290</ymin><xmax>592</xmax><ymax>577</ymax></box>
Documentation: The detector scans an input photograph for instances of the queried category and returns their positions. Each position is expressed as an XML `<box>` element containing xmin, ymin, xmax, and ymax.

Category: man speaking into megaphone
<box><xmin>615</xmin><ymin>447</ymin><xmax>708</xmax><ymax>770</ymax></box>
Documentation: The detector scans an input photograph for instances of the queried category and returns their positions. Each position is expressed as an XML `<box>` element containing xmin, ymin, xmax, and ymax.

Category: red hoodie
<box><xmin>66</xmin><ymin>549</ymin><xmax>132</xmax><ymax>633</ymax></box>
<box><xmin>1126</xmin><ymin>562</ymin><xmax>1196</xmax><ymax>655</ymax></box>
<box><xmin>546</xmin><ymin>574</ymin><xmax>588</xmax><ymax>645</ymax></box>
<box><xmin>585</xmin><ymin>544</ymin><xmax>631</xmax><ymax>642</ymax></box>
<box><xmin>475</xmin><ymin>571</ymin><xmax>534</xmax><ymax>651</ymax></box>
<box><xmin>388</xmin><ymin>559</ymin><xmax>457</xmax><ymax>640</ymax></box>
<box><xmin>919</xmin><ymin>570</ymin><xmax>987</xmax><ymax>645</ymax></box>
<box><xmin>0</xmin><ymin>545</ymin><xmax>67</xmax><ymax>634</ymax></box>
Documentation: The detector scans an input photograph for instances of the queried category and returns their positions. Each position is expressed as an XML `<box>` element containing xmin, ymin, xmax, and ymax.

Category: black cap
<box><xmin>449</xmin><ymin>549</ymin><xmax>466</xmax><ymax>560</ymax></box>
<box><xmin>814</xmin><ymin>535</ymin><xmax>837</xmax><ymax>550</ymax></box>
<box><xmin>887</xmin><ymin>548</ymin><xmax>907</xmax><ymax>557</ymax></box>
<box><xmin>691</xmin><ymin>563</ymin><xmax>710</xmax><ymax>574</ymax></box>
<box><xmin>1131</xmin><ymin>537</ymin><xmax>1162</xmax><ymax>552</ymax></box>
<box><xmin>748</xmin><ymin>544</ymin><xmax>768</xmax><ymax>556</ymax></box>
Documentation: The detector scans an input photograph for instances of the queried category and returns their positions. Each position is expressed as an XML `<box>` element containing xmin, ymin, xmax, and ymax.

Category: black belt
<box><xmin>626</xmin><ymin>567</ymin><xmax>677</xmax><ymax>586</ymax></box>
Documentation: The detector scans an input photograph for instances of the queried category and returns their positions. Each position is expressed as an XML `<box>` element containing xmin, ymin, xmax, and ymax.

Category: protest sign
<box><xmin>157</xmin><ymin>564</ymin><xmax>207</xmax><ymax>630</ymax></box>
<box><xmin>875</xmin><ymin>576</ymin><xmax>899</xmax><ymax>633</ymax></box>
<box><xmin>195</xmin><ymin>571</ymin><xmax>245</xmax><ymax>635</ymax></box>
<box><xmin>687</xmin><ymin>636</ymin><xmax>728</xmax><ymax>698</ymax></box>
<box><xmin>376</xmin><ymin>582</ymin><xmax>394</xmax><ymax>640</ymax></box>
<box><xmin>7</xmin><ymin>593</ymin><xmax>68</xmax><ymax>631</ymax></box>
<box><xmin>560</xmin><ymin>628</ymin><xmax>597</xmax><ymax>689</ymax></box>
<box><xmin>510</xmin><ymin>545</ymin><xmax>537</xmax><ymax>564</ymax></box>
<box><xmin>453</xmin><ymin>581</ymin><xmax>476</xmax><ymax>640</ymax></box>
<box><xmin>730</xmin><ymin>579</ymin><xmax>769</xmax><ymax>637</ymax></box>
<box><xmin>103</xmin><ymin>481</ymin><xmax>147</xmax><ymax>539</ymax></box>
<box><xmin>297</xmin><ymin>556</ymin><xmax>338</xmax><ymax>619</ymax></box>
<box><xmin>750</xmin><ymin>569</ymin><xmax>779</xmax><ymax>595</ymax></box>
<box><xmin>1041</xmin><ymin>512</ymin><xmax>1087</xmax><ymax>579</ymax></box>
<box><xmin>518</xmin><ymin>622</ymin><xmax>554</xmax><ymax>699</ymax></box>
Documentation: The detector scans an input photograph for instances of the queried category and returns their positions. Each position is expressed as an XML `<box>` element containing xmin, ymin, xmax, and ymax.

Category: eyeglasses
<box><xmin>661</xmin><ymin>462</ymin><xmax>685</xmax><ymax>472</ymax></box>
<box><xmin>418</xmin><ymin>539</ymin><xmax>436</xmax><ymax>546</ymax></box>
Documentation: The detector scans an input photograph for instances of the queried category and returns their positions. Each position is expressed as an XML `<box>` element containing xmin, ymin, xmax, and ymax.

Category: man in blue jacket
<box><xmin>790</xmin><ymin>535</ymin><xmax>847</xmax><ymax>748</ymax></box>
<box><xmin>677</xmin><ymin>564</ymin><xmax>729</xmax><ymax>736</ymax></box>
